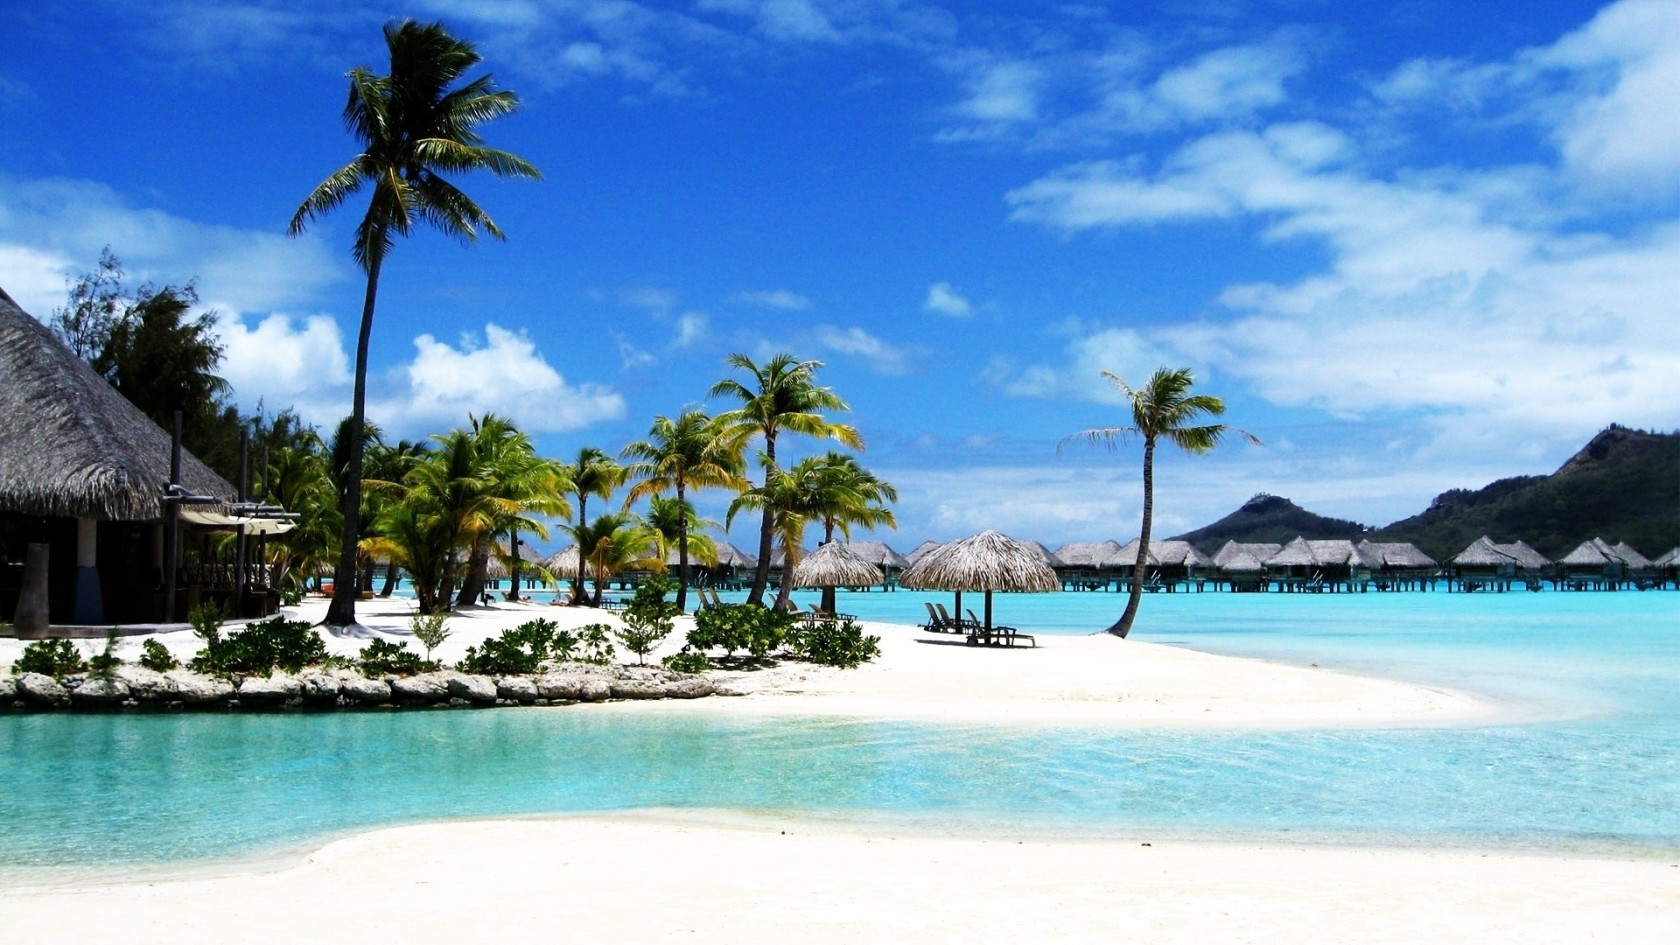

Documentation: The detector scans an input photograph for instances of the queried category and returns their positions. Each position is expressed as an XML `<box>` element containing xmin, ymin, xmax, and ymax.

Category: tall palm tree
<box><xmin>567</xmin><ymin>511</ymin><xmax>658</xmax><ymax>607</ymax></box>
<box><xmin>709</xmin><ymin>353</ymin><xmax>862</xmax><ymax>606</ymax></box>
<box><xmin>622</xmin><ymin>409</ymin><xmax>747</xmax><ymax>610</ymax></box>
<box><xmin>725</xmin><ymin>467</ymin><xmax>812</xmax><ymax>613</ymax></box>
<box><xmin>289</xmin><ymin>19</ymin><xmax>541</xmax><ymax>628</ymax></box>
<box><xmin>643</xmin><ymin>495</ymin><xmax>721</xmax><ymax>581</ymax></box>
<box><xmin>1063</xmin><ymin>367</ymin><xmax>1258</xmax><ymax>638</ymax></box>
<box><xmin>790</xmin><ymin>452</ymin><xmax>898</xmax><ymax>613</ymax></box>
<box><xmin>562</xmin><ymin>447</ymin><xmax>626</xmax><ymax>605</ymax></box>
<box><xmin>452</xmin><ymin>415</ymin><xmax>572</xmax><ymax>607</ymax></box>
<box><xmin>363</xmin><ymin>438</ymin><xmax>431</xmax><ymax>596</ymax></box>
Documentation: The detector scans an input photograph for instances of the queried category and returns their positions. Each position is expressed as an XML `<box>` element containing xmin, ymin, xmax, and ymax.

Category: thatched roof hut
<box><xmin>0</xmin><ymin>286</ymin><xmax>234</xmax><ymax>520</ymax></box>
<box><xmin>840</xmin><ymin>539</ymin><xmax>910</xmax><ymax>570</ymax></box>
<box><xmin>1610</xmin><ymin>542</ymin><xmax>1652</xmax><ymax>569</ymax></box>
<box><xmin>1053</xmin><ymin>540</ymin><xmax>1126</xmax><ymax>568</ymax></box>
<box><xmin>710</xmin><ymin>542</ymin><xmax>758</xmax><ymax>569</ymax></box>
<box><xmin>900</xmin><ymin>530</ymin><xmax>1057</xmax><ymax>630</ymax></box>
<box><xmin>1356</xmin><ymin>540</ymin><xmax>1436</xmax><ymax>569</ymax></box>
<box><xmin>792</xmin><ymin>542</ymin><xmax>884</xmax><ymax>589</ymax></box>
<box><xmin>1212</xmin><ymin>541</ymin><xmax>1282</xmax><ymax>568</ymax></box>
<box><xmin>1653</xmin><ymin>547</ymin><xmax>1679</xmax><ymax>569</ymax></box>
<box><xmin>1114</xmin><ymin>538</ymin><xmax>1210</xmax><ymax>568</ymax></box>
<box><xmin>1559</xmin><ymin>538</ymin><xmax>1648</xmax><ymax>569</ymax></box>
<box><xmin>1452</xmin><ymin>536</ymin><xmax>1551</xmax><ymax>570</ymax></box>
<box><xmin>905</xmin><ymin>540</ymin><xmax>943</xmax><ymax>564</ymax></box>
<box><xmin>542</xmin><ymin>546</ymin><xmax>600</xmax><ymax>581</ymax></box>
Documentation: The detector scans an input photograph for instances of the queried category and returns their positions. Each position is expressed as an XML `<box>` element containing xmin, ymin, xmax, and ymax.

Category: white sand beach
<box><xmin>6</xmin><ymin>597</ymin><xmax>1674</xmax><ymax>942</ymax></box>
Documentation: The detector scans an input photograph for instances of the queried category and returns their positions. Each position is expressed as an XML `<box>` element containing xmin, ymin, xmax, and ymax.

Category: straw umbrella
<box><xmin>899</xmin><ymin>530</ymin><xmax>1058</xmax><ymax>632</ymax></box>
<box><xmin>791</xmin><ymin>542</ymin><xmax>884</xmax><ymax>610</ymax></box>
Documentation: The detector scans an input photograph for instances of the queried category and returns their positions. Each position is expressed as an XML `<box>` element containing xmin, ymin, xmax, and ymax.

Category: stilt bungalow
<box><xmin>1114</xmin><ymin>538</ymin><xmax>1210</xmax><ymax>591</ymax></box>
<box><xmin>1</xmin><ymin>287</ymin><xmax>238</xmax><ymax>629</ymax></box>
<box><xmin>839</xmin><ymin>540</ymin><xmax>910</xmax><ymax>590</ymax></box>
<box><xmin>1557</xmin><ymin>538</ymin><xmax>1650</xmax><ymax>590</ymax></box>
<box><xmin>1209</xmin><ymin>541</ymin><xmax>1275</xmax><ymax>591</ymax></box>
<box><xmin>1053</xmin><ymin>540</ymin><xmax>1127</xmax><ymax>591</ymax></box>
<box><xmin>1449</xmin><ymin>536</ymin><xmax>1551</xmax><ymax>591</ymax></box>
<box><xmin>1355</xmin><ymin>540</ymin><xmax>1439</xmax><ymax>591</ymax></box>
<box><xmin>1262</xmin><ymin>538</ymin><xmax>1376</xmax><ymax>592</ymax></box>
<box><xmin>1654</xmin><ymin>547</ymin><xmax>1680</xmax><ymax>589</ymax></box>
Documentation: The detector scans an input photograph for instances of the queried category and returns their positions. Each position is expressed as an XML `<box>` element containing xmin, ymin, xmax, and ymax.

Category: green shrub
<box><xmin>458</xmin><ymin>618</ymin><xmax>576</xmax><ymax>675</ymax></box>
<box><xmin>689</xmin><ymin>603</ymin><xmax>795</xmax><ymax>660</ymax></box>
<box><xmin>791</xmin><ymin>617</ymin><xmax>881</xmax><ymax>669</ymax></box>
<box><xmin>357</xmin><ymin>639</ymin><xmax>438</xmax><ymax>676</ymax></box>
<box><xmin>576</xmin><ymin>623</ymin><xmax>616</xmax><ymax>666</ymax></box>
<box><xmin>278</xmin><ymin>584</ymin><xmax>305</xmax><ymax>607</ymax></box>
<box><xmin>139</xmin><ymin>639</ymin><xmax>180</xmax><ymax>672</ymax></box>
<box><xmin>661</xmin><ymin>650</ymin><xmax>711</xmax><ymax>674</ymax></box>
<box><xmin>88</xmin><ymin>629</ymin><xmax>123</xmax><ymax>678</ymax></box>
<box><xmin>188</xmin><ymin>602</ymin><xmax>224</xmax><ymax>645</ymax></box>
<box><xmin>615</xmin><ymin>575</ymin><xmax>678</xmax><ymax>665</ymax></box>
<box><xmin>408</xmin><ymin>611</ymin><xmax>451</xmax><ymax>660</ymax></box>
<box><xmin>189</xmin><ymin>616</ymin><xmax>328</xmax><ymax>677</ymax></box>
<box><xmin>11</xmin><ymin>638</ymin><xmax>87</xmax><ymax>678</ymax></box>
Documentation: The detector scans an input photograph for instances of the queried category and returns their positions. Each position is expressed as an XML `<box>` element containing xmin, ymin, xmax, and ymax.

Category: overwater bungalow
<box><xmin>1053</xmin><ymin>539</ymin><xmax>1127</xmax><ymax>591</ymax></box>
<box><xmin>839</xmin><ymin>540</ymin><xmax>910</xmax><ymax>590</ymax></box>
<box><xmin>1557</xmin><ymin>538</ymin><xmax>1651</xmax><ymax>590</ymax></box>
<box><xmin>1262</xmin><ymin>538</ymin><xmax>1376</xmax><ymax>592</ymax></box>
<box><xmin>1209</xmin><ymin>541</ymin><xmax>1275</xmax><ymax>592</ymax></box>
<box><xmin>1355</xmin><ymin>540</ymin><xmax>1439</xmax><ymax>591</ymax></box>
<box><xmin>1113</xmin><ymin>538</ymin><xmax>1210</xmax><ymax>591</ymax></box>
<box><xmin>1654</xmin><ymin>547</ymin><xmax>1680</xmax><ymax>588</ymax></box>
<box><xmin>1</xmin><ymin>288</ymin><xmax>252</xmax><ymax>630</ymax></box>
<box><xmin>1449</xmin><ymin>536</ymin><xmax>1551</xmax><ymax>592</ymax></box>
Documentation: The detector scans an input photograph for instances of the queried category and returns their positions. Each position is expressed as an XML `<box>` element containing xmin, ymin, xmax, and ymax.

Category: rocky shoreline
<box><xmin>0</xmin><ymin>662</ymin><xmax>716</xmax><ymax>712</ymax></box>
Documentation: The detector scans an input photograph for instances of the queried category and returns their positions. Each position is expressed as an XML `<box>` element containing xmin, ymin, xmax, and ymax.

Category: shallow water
<box><xmin>2</xmin><ymin>588</ymin><xmax>1676</xmax><ymax>872</ymax></box>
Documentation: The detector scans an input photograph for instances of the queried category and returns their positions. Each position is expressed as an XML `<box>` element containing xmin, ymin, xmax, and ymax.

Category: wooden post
<box><xmin>13</xmin><ymin>543</ymin><xmax>50</xmax><ymax>638</ymax></box>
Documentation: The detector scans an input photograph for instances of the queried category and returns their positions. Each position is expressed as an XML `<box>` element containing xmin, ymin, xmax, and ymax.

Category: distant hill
<box><xmin>1172</xmin><ymin>493</ymin><xmax>1369</xmax><ymax>553</ymax></box>
<box><xmin>1376</xmin><ymin>425</ymin><xmax>1680</xmax><ymax>561</ymax></box>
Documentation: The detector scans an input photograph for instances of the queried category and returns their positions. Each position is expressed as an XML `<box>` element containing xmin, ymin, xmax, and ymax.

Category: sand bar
<box><xmin>2</xmin><ymin>813</ymin><xmax>1677</xmax><ymax>944</ymax></box>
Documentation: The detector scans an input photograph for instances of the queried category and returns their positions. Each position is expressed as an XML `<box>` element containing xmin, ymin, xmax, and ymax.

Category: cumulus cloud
<box><xmin>213</xmin><ymin>310</ymin><xmax>351</xmax><ymax>410</ymax></box>
<box><xmin>371</xmin><ymin>323</ymin><xmax>625</xmax><ymax>434</ymax></box>
<box><xmin>923</xmin><ymin>282</ymin><xmax>972</xmax><ymax>317</ymax></box>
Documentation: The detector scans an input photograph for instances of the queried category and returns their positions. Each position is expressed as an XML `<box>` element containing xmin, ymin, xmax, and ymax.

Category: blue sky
<box><xmin>3</xmin><ymin>0</ymin><xmax>1677</xmax><ymax>548</ymax></box>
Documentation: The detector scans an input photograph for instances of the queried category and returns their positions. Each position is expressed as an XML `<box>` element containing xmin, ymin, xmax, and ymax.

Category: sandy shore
<box><xmin>2</xmin><ymin>813</ymin><xmax>1676</xmax><ymax>944</ymax></box>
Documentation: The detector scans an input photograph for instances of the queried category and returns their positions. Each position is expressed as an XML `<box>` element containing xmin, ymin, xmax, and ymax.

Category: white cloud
<box><xmin>372</xmin><ymin>323</ymin><xmax>625</xmax><ymax>434</ymax></box>
<box><xmin>813</xmin><ymin>324</ymin><xmax>916</xmax><ymax>374</ymax></box>
<box><xmin>991</xmin><ymin>327</ymin><xmax>1181</xmax><ymax>404</ymax></box>
<box><xmin>672</xmin><ymin>311</ymin><xmax>710</xmax><ymax>347</ymax></box>
<box><xmin>956</xmin><ymin>60</ymin><xmax>1041</xmax><ymax>123</ymax></box>
<box><xmin>732</xmin><ymin>288</ymin><xmax>812</xmax><ymax>310</ymax></box>
<box><xmin>923</xmin><ymin>281</ymin><xmax>972</xmax><ymax>317</ymax></box>
<box><xmin>617</xmin><ymin>335</ymin><xmax>657</xmax><ymax>370</ymax></box>
<box><xmin>698</xmin><ymin>0</ymin><xmax>839</xmax><ymax>43</ymax></box>
<box><xmin>213</xmin><ymin>310</ymin><xmax>351</xmax><ymax>410</ymax></box>
<box><xmin>1101</xmin><ymin>41</ymin><xmax>1307</xmax><ymax>132</ymax></box>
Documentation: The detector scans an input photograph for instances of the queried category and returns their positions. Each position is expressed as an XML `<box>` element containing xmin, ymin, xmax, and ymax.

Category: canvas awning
<box><xmin>178</xmin><ymin>508</ymin><xmax>296</xmax><ymax>535</ymax></box>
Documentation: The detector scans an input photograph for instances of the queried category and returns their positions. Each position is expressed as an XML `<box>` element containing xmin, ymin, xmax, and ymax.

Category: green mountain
<box><xmin>1376</xmin><ymin>425</ymin><xmax>1680</xmax><ymax>561</ymax></box>
<box><xmin>1172</xmin><ymin>493</ymin><xmax>1370</xmax><ymax>552</ymax></box>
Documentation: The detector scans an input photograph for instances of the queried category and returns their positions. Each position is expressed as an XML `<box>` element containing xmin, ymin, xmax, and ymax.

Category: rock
<box><xmin>608</xmin><ymin>678</ymin><xmax>668</xmax><ymax>700</ymax></box>
<box><xmin>446</xmin><ymin>673</ymin><xmax>498</xmax><ymax>705</ymax></box>
<box><xmin>536</xmin><ymin>673</ymin><xmax>585</xmax><ymax>701</ymax></box>
<box><xmin>662</xmin><ymin>677</ymin><xmax>714</xmax><ymax>699</ymax></box>
<box><xmin>166</xmin><ymin>670</ymin><xmax>235</xmax><ymax>704</ymax></box>
<box><xmin>15</xmin><ymin>673</ymin><xmax>70</xmax><ymax>708</ymax></box>
<box><xmin>297</xmin><ymin>672</ymin><xmax>342</xmax><ymax>706</ymax></box>
<box><xmin>391</xmin><ymin>672</ymin><xmax>451</xmax><ymax>704</ymax></box>
<box><xmin>578</xmin><ymin>678</ymin><xmax>612</xmax><ymax>702</ymax></box>
<box><xmin>496</xmin><ymin>676</ymin><xmax>538</xmax><ymax>703</ymax></box>
<box><xmin>340</xmin><ymin>676</ymin><xmax>392</xmax><ymax>705</ymax></box>
<box><xmin>238</xmin><ymin>674</ymin><xmax>302</xmax><ymax>707</ymax></box>
<box><xmin>115</xmin><ymin>666</ymin><xmax>176</xmax><ymax>702</ymax></box>
<box><xmin>0</xmin><ymin>675</ymin><xmax>15</xmax><ymax>701</ymax></box>
<box><xmin>70</xmin><ymin>676</ymin><xmax>130</xmax><ymax>706</ymax></box>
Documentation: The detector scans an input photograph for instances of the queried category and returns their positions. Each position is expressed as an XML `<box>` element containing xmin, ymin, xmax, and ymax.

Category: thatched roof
<box><xmin>1263</xmin><ymin>538</ymin><xmax>1379</xmax><ymax>569</ymax></box>
<box><xmin>1452</xmin><ymin>536</ymin><xmax>1551</xmax><ymax>569</ymax></box>
<box><xmin>711</xmin><ymin>542</ymin><xmax>758</xmax><ymax>569</ymax></box>
<box><xmin>906</xmin><ymin>540</ymin><xmax>943</xmax><ymax>564</ymax></box>
<box><xmin>1213</xmin><ymin>541</ymin><xmax>1282</xmax><ymax>568</ymax></box>
<box><xmin>1021</xmin><ymin>540</ymin><xmax>1066</xmax><ymax>568</ymax></box>
<box><xmin>0</xmin><ymin>286</ymin><xmax>235</xmax><ymax>520</ymax></box>
<box><xmin>1053</xmin><ymin>540</ymin><xmax>1126</xmax><ymax>568</ymax></box>
<box><xmin>1610</xmin><ymin>542</ymin><xmax>1652</xmax><ymax>569</ymax></box>
<box><xmin>1356</xmin><ymin>540</ymin><xmax>1436</xmax><ymax>569</ymax></box>
<box><xmin>1653</xmin><ymin>547</ymin><xmax>1680</xmax><ymax>569</ymax></box>
<box><xmin>837</xmin><ymin>540</ymin><xmax>909</xmax><ymax>569</ymax></box>
<box><xmin>1498</xmin><ymin>540</ymin><xmax>1552</xmax><ymax>569</ymax></box>
<box><xmin>899</xmin><ymin>530</ymin><xmax>1059</xmax><ymax>593</ymax></box>
<box><xmin>1216</xmin><ymin>547</ymin><xmax>1268</xmax><ymax>572</ymax></box>
<box><xmin>1114</xmin><ymin>538</ymin><xmax>1211</xmax><ymax>568</ymax></box>
<box><xmin>792</xmin><ymin>541</ymin><xmax>884</xmax><ymax>588</ymax></box>
<box><xmin>1559</xmin><ymin>537</ymin><xmax>1647</xmax><ymax>568</ymax></box>
<box><xmin>542</xmin><ymin>546</ymin><xmax>600</xmax><ymax>580</ymax></box>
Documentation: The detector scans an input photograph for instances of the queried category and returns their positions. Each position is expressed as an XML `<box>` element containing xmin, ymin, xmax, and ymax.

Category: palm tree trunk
<box><xmin>571</xmin><ymin>498</ymin><xmax>589</xmax><ymax>606</ymax></box>
<box><xmin>747</xmin><ymin>434</ymin><xmax>776</xmax><ymax>606</ymax></box>
<box><xmin>820</xmin><ymin>523</ymin><xmax>837</xmax><ymax>614</ymax></box>
<box><xmin>1109</xmin><ymin>438</ymin><xmax>1155</xmax><ymax>638</ymax></box>
<box><xmin>455</xmin><ymin>535</ymin><xmax>490</xmax><ymax>606</ymax></box>
<box><xmin>325</xmin><ymin>259</ymin><xmax>381</xmax><ymax>628</ymax></box>
<box><xmin>675</xmin><ymin>480</ymin><xmax>691</xmax><ymax>612</ymax></box>
<box><xmin>379</xmin><ymin>560</ymin><xmax>399</xmax><ymax>597</ymax></box>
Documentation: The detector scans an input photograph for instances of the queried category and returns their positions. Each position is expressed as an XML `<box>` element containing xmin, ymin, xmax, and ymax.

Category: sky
<box><xmin>2</xmin><ymin>0</ymin><xmax>1677</xmax><ymax>550</ymax></box>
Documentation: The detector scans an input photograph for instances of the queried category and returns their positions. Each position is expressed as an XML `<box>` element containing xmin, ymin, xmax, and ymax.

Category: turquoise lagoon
<box><xmin>2</xmin><ymin>588</ymin><xmax>1677</xmax><ymax>876</ymax></box>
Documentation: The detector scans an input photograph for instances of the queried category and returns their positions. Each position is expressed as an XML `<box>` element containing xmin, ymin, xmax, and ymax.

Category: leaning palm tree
<box><xmin>562</xmin><ymin>447</ymin><xmax>626</xmax><ymax>605</ymax></box>
<box><xmin>1063</xmin><ymin>367</ymin><xmax>1258</xmax><ymax>638</ymax></box>
<box><xmin>289</xmin><ymin>19</ymin><xmax>541</xmax><ymax>628</ymax></box>
<box><xmin>709</xmin><ymin>353</ymin><xmax>861</xmax><ymax>606</ymax></box>
<box><xmin>790</xmin><ymin>452</ymin><xmax>898</xmax><ymax>613</ymax></box>
<box><xmin>622</xmin><ymin>409</ymin><xmax>747</xmax><ymax>611</ymax></box>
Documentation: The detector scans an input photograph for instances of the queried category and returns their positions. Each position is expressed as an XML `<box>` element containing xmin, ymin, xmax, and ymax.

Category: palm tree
<box><xmin>709</xmin><ymin>353</ymin><xmax>861</xmax><ymax>606</ymax></box>
<box><xmin>643</xmin><ymin>494</ymin><xmax>721</xmax><ymax>582</ymax></box>
<box><xmin>363</xmin><ymin>438</ymin><xmax>431</xmax><ymax>596</ymax></box>
<box><xmin>622</xmin><ymin>409</ymin><xmax>747</xmax><ymax>611</ymax></box>
<box><xmin>790</xmin><ymin>452</ymin><xmax>898</xmax><ymax>613</ymax></box>
<box><xmin>562</xmin><ymin>447</ymin><xmax>626</xmax><ymax>605</ymax></box>
<box><xmin>1063</xmin><ymin>367</ymin><xmax>1258</xmax><ymax>638</ymax></box>
<box><xmin>567</xmin><ymin>512</ymin><xmax>658</xmax><ymax>607</ymax></box>
<box><xmin>725</xmin><ymin>468</ymin><xmax>812</xmax><ymax>613</ymax></box>
<box><xmin>289</xmin><ymin>19</ymin><xmax>541</xmax><ymax>628</ymax></box>
<box><xmin>452</xmin><ymin>415</ymin><xmax>571</xmax><ymax>607</ymax></box>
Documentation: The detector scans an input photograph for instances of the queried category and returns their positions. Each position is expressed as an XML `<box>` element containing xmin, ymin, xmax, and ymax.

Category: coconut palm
<box><xmin>725</xmin><ymin>467</ymin><xmax>815</xmax><ymax>613</ymax></box>
<box><xmin>567</xmin><ymin>511</ymin><xmax>658</xmax><ymax>607</ymax></box>
<box><xmin>452</xmin><ymin>415</ymin><xmax>572</xmax><ymax>607</ymax></box>
<box><xmin>643</xmin><ymin>494</ymin><xmax>721</xmax><ymax>578</ymax></box>
<box><xmin>562</xmin><ymin>447</ymin><xmax>626</xmax><ymax>605</ymax></box>
<box><xmin>289</xmin><ymin>19</ymin><xmax>541</xmax><ymax>628</ymax></box>
<box><xmin>709</xmin><ymin>353</ymin><xmax>861</xmax><ymax>606</ymax></box>
<box><xmin>1063</xmin><ymin>367</ymin><xmax>1258</xmax><ymax>638</ymax></box>
<box><xmin>621</xmin><ymin>409</ymin><xmax>747</xmax><ymax>610</ymax></box>
<box><xmin>363</xmin><ymin>438</ymin><xmax>431</xmax><ymax>596</ymax></box>
<box><xmin>790</xmin><ymin>452</ymin><xmax>898</xmax><ymax>613</ymax></box>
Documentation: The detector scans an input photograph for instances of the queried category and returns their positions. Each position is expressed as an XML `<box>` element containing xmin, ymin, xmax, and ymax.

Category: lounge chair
<box><xmin>936</xmin><ymin>603</ymin><xmax>979</xmax><ymax>633</ymax></box>
<box><xmin>921</xmin><ymin>602</ymin><xmax>950</xmax><ymax>632</ymax></box>
<box><xmin>964</xmin><ymin>623</ymin><xmax>1037</xmax><ymax>648</ymax></box>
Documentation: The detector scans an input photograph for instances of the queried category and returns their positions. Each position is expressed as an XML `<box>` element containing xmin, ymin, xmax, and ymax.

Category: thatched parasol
<box><xmin>0</xmin><ymin>287</ymin><xmax>234</xmax><ymax>520</ymax></box>
<box><xmin>841</xmin><ymin>540</ymin><xmax>910</xmax><ymax>570</ymax></box>
<box><xmin>542</xmin><ymin>546</ymin><xmax>599</xmax><ymax>581</ymax></box>
<box><xmin>792</xmin><ymin>541</ymin><xmax>884</xmax><ymax>589</ymax></box>
<box><xmin>899</xmin><ymin>529</ymin><xmax>1058</xmax><ymax>631</ymax></box>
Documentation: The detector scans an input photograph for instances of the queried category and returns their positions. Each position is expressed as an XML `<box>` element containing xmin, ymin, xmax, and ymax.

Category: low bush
<box><xmin>688</xmin><ymin>603</ymin><xmax>796</xmax><ymax>660</ymax></box>
<box><xmin>576</xmin><ymin>623</ymin><xmax>617</xmax><ymax>666</ymax></box>
<box><xmin>88</xmin><ymin>629</ymin><xmax>123</xmax><ymax>678</ymax></box>
<box><xmin>189</xmin><ymin>615</ymin><xmax>328</xmax><ymax>677</ymax></box>
<box><xmin>409</xmin><ymin>612</ymin><xmax>451</xmax><ymax>660</ymax></box>
<box><xmin>139</xmin><ymin>639</ymin><xmax>180</xmax><ymax>673</ymax></box>
<box><xmin>615</xmin><ymin>575</ymin><xmax>679</xmax><ymax>665</ymax></box>
<box><xmin>357</xmin><ymin>639</ymin><xmax>438</xmax><ymax>677</ymax></box>
<box><xmin>661</xmin><ymin>650</ymin><xmax>711</xmax><ymax>674</ymax></box>
<box><xmin>458</xmin><ymin>618</ymin><xmax>577</xmax><ymax>675</ymax></box>
<box><xmin>791</xmin><ymin>617</ymin><xmax>881</xmax><ymax>669</ymax></box>
<box><xmin>11</xmin><ymin>638</ymin><xmax>87</xmax><ymax>678</ymax></box>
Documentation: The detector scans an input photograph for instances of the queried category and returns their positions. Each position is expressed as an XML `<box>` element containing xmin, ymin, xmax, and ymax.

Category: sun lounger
<box><xmin>965</xmin><ymin>625</ymin><xmax>1037</xmax><ymax>648</ymax></box>
<box><xmin>937</xmin><ymin>603</ymin><xmax>980</xmax><ymax>633</ymax></box>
